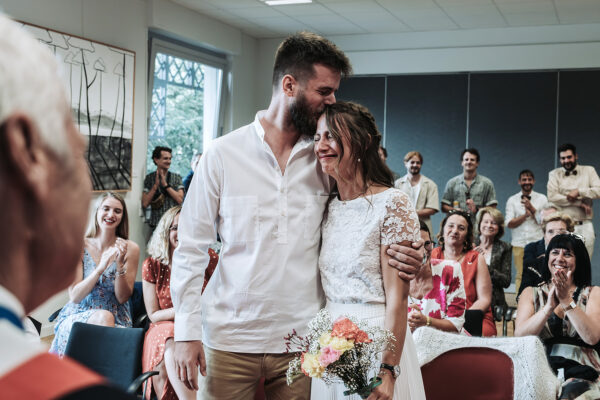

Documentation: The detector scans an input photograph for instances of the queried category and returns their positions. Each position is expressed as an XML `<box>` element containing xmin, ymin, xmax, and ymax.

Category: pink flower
<box><xmin>318</xmin><ymin>346</ymin><xmax>341</xmax><ymax>367</ymax></box>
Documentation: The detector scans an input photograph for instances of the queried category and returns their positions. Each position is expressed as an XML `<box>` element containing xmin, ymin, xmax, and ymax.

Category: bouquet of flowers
<box><xmin>285</xmin><ymin>309</ymin><xmax>395</xmax><ymax>399</ymax></box>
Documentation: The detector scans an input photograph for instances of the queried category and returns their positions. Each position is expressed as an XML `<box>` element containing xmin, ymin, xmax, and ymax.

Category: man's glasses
<box><xmin>424</xmin><ymin>240</ymin><xmax>436</xmax><ymax>249</ymax></box>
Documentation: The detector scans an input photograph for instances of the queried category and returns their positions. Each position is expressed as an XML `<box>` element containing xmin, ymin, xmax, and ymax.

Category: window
<box><xmin>147</xmin><ymin>35</ymin><xmax>227</xmax><ymax>177</ymax></box>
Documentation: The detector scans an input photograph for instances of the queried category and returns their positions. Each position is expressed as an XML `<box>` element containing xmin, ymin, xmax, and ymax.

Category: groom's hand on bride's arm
<box><xmin>387</xmin><ymin>240</ymin><xmax>424</xmax><ymax>281</ymax></box>
<box><xmin>174</xmin><ymin>339</ymin><xmax>207</xmax><ymax>390</ymax></box>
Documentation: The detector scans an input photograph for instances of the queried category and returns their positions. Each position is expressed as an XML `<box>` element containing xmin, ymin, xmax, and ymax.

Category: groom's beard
<box><xmin>289</xmin><ymin>92</ymin><xmax>319</xmax><ymax>137</ymax></box>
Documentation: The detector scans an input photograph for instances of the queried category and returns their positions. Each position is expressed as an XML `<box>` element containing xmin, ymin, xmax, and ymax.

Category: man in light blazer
<box><xmin>395</xmin><ymin>151</ymin><xmax>439</xmax><ymax>233</ymax></box>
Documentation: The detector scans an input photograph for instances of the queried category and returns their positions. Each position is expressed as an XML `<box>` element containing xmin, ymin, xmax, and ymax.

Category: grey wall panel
<box><xmin>558</xmin><ymin>70</ymin><xmax>600</xmax><ymax>284</ymax></box>
<box><xmin>336</xmin><ymin>76</ymin><xmax>386</xmax><ymax>138</ymax></box>
<box><xmin>469</xmin><ymin>71</ymin><xmax>558</xmax><ymax>234</ymax></box>
<box><xmin>385</xmin><ymin>74</ymin><xmax>469</xmax><ymax>236</ymax></box>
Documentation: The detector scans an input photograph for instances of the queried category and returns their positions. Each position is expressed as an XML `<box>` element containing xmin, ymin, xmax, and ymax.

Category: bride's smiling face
<box><xmin>314</xmin><ymin>114</ymin><xmax>353</xmax><ymax>179</ymax></box>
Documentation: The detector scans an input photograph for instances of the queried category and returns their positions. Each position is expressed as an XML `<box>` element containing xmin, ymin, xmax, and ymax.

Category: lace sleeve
<box><xmin>381</xmin><ymin>189</ymin><xmax>421</xmax><ymax>246</ymax></box>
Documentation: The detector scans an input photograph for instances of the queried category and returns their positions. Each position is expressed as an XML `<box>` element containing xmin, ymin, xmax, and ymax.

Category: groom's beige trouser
<box><xmin>200</xmin><ymin>346</ymin><xmax>310</xmax><ymax>400</ymax></box>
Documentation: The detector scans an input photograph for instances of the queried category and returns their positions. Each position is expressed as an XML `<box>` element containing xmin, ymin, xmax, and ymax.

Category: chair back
<box><xmin>64</xmin><ymin>322</ymin><xmax>145</xmax><ymax>391</ymax></box>
<box><xmin>421</xmin><ymin>347</ymin><xmax>514</xmax><ymax>400</ymax></box>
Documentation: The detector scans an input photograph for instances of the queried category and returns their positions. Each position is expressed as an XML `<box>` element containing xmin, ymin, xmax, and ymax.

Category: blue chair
<box><xmin>64</xmin><ymin>322</ymin><xmax>157</xmax><ymax>395</ymax></box>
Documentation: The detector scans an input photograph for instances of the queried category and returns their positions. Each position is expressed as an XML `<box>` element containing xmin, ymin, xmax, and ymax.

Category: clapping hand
<box><xmin>408</xmin><ymin>304</ymin><xmax>426</xmax><ymax>331</ymax></box>
<box><xmin>566</xmin><ymin>189</ymin><xmax>580</xmax><ymax>202</ymax></box>
<box><xmin>115</xmin><ymin>238</ymin><xmax>128</xmax><ymax>268</ymax></box>
<box><xmin>465</xmin><ymin>198</ymin><xmax>477</xmax><ymax>214</ymax></box>
<box><xmin>552</xmin><ymin>268</ymin><xmax>573</xmax><ymax>305</ymax></box>
<box><xmin>521</xmin><ymin>197</ymin><xmax>536</xmax><ymax>217</ymax></box>
<box><xmin>96</xmin><ymin>246</ymin><xmax>119</xmax><ymax>276</ymax></box>
<box><xmin>159</xmin><ymin>169</ymin><xmax>168</xmax><ymax>187</ymax></box>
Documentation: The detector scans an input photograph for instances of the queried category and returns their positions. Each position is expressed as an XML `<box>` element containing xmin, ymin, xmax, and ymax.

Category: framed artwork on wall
<box><xmin>19</xmin><ymin>21</ymin><xmax>136</xmax><ymax>191</ymax></box>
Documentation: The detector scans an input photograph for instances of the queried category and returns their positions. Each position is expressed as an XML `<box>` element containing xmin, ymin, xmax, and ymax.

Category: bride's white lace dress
<box><xmin>311</xmin><ymin>188</ymin><xmax>426</xmax><ymax>400</ymax></box>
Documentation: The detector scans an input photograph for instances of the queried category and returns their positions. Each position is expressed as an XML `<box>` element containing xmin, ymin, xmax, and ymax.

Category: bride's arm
<box><xmin>381</xmin><ymin>243</ymin><xmax>409</xmax><ymax>366</ymax></box>
<box><xmin>366</xmin><ymin>243</ymin><xmax>409</xmax><ymax>400</ymax></box>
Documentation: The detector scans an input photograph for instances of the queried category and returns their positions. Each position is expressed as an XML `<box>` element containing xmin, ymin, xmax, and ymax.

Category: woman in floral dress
<box><xmin>408</xmin><ymin>222</ymin><xmax>466</xmax><ymax>333</ymax></box>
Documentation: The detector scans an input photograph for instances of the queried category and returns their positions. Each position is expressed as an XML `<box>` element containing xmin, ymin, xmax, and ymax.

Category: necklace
<box><xmin>339</xmin><ymin>186</ymin><xmax>368</xmax><ymax>205</ymax></box>
<box><xmin>444</xmin><ymin>250</ymin><xmax>464</xmax><ymax>263</ymax></box>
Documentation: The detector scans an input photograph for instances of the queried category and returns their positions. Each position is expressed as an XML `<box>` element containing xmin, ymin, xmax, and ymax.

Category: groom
<box><xmin>171</xmin><ymin>32</ymin><xmax>424</xmax><ymax>399</ymax></box>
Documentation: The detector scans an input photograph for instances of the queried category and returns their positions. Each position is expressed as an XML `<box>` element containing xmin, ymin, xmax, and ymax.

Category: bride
<box><xmin>311</xmin><ymin>101</ymin><xmax>426</xmax><ymax>400</ymax></box>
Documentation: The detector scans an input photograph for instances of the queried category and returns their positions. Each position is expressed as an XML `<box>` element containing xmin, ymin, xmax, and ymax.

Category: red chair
<box><xmin>421</xmin><ymin>347</ymin><xmax>514</xmax><ymax>400</ymax></box>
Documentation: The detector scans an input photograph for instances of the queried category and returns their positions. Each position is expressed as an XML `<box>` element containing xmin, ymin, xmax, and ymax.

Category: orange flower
<box><xmin>331</xmin><ymin>317</ymin><xmax>372</xmax><ymax>343</ymax></box>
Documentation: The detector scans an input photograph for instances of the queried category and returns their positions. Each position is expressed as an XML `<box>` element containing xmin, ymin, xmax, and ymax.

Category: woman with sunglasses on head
<box><xmin>474</xmin><ymin>207</ymin><xmax>512</xmax><ymax>315</ymax></box>
<box><xmin>515</xmin><ymin>234</ymin><xmax>600</xmax><ymax>399</ymax></box>
<box><xmin>408</xmin><ymin>221</ymin><xmax>466</xmax><ymax>333</ymax></box>
<box><xmin>431</xmin><ymin>210</ymin><xmax>496</xmax><ymax>336</ymax></box>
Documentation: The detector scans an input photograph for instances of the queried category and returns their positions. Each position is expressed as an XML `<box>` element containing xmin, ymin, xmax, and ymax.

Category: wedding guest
<box><xmin>408</xmin><ymin>222</ymin><xmax>466</xmax><ymax>333</ymax></box>
<box><xmin>142</xmin><ymin>146</ymin><xmax>184</xmax><ymax>230</ymax></box>
<box><xmin>50</xmin><ymin>192</ymin><xmax>140</xmax><ymax>355</ymax></box>
<box><xmin>432</xmin><ymin>210</ymin><xmax>496</xmax><ymax>336</ymax></box>
<box><xmin>515</xmin><ymin>234</ymin><xmax>600</xmax><ymax>399</ymax></box>
<box><xmin>142</xmin><ymin>206</ymin><xmax>217</xmax><ymax>400</ymax></box>
<box><xmin>474</xmin><ymin>207</ymin><xmax>512</xmax><ymax>313</ymax></box>
<box><xmin>519</xmin><ymin>212</ymin><xmax>574</xmax><ymax>297</ymax></box>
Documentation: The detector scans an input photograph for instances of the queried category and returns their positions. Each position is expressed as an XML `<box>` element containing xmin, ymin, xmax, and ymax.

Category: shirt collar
<box><xmin>461</xmin><ymin>173</ymin><xmax>479</xmax><ymax>183</ymax></box>
<box><xmin>253</xmin><ymin>111</ymin><xmax>314</xmax><ymax>151</ymax></box>
<box><xmin>0</xmin><ymin>285</ymin><xmax>26</xmax><ymax>319</ymax></box>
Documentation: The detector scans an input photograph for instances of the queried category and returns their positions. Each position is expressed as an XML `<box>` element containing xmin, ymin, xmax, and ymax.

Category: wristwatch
<box><xmin>562</xmin><ymin>301</ymin><xmax>577</xmax><ymax>312</ymax></box>
<box><xmin>380</xmin><ymin>363</ymin><xmax>400</xmax><ymax>379</ymax></box>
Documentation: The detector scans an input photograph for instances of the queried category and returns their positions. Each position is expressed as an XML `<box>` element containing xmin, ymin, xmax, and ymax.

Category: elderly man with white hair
<box><xmin>0</xmin><ymin>14</ymin><xmax>134</xmax><ymax>399</ymax></box>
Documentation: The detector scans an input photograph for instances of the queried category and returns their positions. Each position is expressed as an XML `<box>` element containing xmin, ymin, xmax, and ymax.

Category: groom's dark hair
<box><xmin>272</xmin><ymin>31</ymin><xmax>352</xmax><ymax>88</ymax></box>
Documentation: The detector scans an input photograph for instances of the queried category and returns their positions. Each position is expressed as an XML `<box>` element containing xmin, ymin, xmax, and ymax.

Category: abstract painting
<box><xmin>20</xmin><ymin>21</ymin><xmax>135</xmax><ymax>191</ymax></box>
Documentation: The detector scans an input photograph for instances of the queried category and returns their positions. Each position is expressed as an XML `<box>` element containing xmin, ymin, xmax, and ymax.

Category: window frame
<box><xmin>147</xmin><ymin>34</ymin><xmax>229</xmax><ymax>154</ymax></box>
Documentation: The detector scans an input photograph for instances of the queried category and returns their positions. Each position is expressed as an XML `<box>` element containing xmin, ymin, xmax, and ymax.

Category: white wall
<box><xmin>255</xmin><ymin>23</ymin><xmax>600</xmax><ymax>108</ymax></box>
<box><xmin>1</xmin><ymin>0</ymin><xmax>257</xmax><ymax>336</ymax></box>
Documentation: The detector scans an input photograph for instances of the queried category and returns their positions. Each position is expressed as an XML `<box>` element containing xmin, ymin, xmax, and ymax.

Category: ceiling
<box><xmin>170</xmin><ymin>0</ymin><xmax>600</xmax><ymax>39</ymax></box>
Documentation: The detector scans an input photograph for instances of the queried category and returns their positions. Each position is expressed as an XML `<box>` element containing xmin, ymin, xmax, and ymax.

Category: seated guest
<box><xmin>518</xmin><ymin>212</ymin><xmax>574</xmax><ymax>298</ymax></box>
<box><xmin>408</xmin><ymin>221</ymin><xmax>466</xmax><ymax>333</ymax></box>
<box><xmin>474</xmin><ymin>207</ymin><xmax>512</xmax><ymax>313</ymax></box>
<box><xmin>432</xmin><ymin>210</ymin><xmax>496</xmax><ymax>336</ymax></box>
<box><xmin>142</xmin><ymin>206</ymin><xmax>202</xmax><ymax>400</ymax></box>
<box><xmin>142</xmin><ymin>206</ymin><xmax>219</xmax><ymax>399</ymax></box>
<box><xmin>515</xmin><ymin>234</ymin><xmax>600</xmax><ymax>399</ymax></box>
<box><xmin>50</xmin><ymin>192</ymin><xmax>140</xmax><ymax>355</ymax></box>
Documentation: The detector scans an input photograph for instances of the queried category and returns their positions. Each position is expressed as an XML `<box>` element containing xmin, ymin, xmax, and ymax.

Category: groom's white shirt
<box><xmin>172</xmin><ymin>112</ymin><xmax>331</xmax><ymax>353</ymax></box>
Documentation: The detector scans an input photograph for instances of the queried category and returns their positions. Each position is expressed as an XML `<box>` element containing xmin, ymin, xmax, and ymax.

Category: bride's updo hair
<box><xmin>323</xmin><ymin>101</ymin><xmax>394</xmax><ymax>191</ymax></box>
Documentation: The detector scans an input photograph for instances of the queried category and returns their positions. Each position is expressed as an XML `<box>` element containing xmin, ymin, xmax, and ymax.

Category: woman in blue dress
<box><xmin>50</xmin><ymin>192</ymin><xmax>140</xmax><ymax>355</ymax></box>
